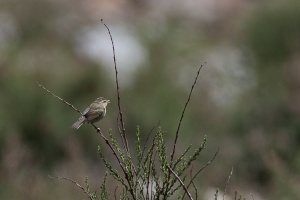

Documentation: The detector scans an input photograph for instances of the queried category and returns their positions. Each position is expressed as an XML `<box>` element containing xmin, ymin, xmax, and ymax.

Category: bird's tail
<box><xmin>72</xmin><ymin>117</ymin><xmax>86</xmax><ymax>129</ymax></box>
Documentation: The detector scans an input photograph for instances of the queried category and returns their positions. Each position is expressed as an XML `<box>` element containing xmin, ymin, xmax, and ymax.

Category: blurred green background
<box><xmin>1</xmin><ymin>0</ymin><xmax>300</xmax><ymax>199</ymax></box>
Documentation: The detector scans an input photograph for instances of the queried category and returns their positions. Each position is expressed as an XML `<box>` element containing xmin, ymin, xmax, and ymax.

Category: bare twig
<box><xmin>101</xmin><ymin>19</ymin><xmax>129</xmax><ymax>153</ymax></box>
<box><xmin>116</xmin><ymin>113</ymin><xmax>122</xmax><ymax>135</ymax></box>
<box><xmin>190</xmin><ymin>165</ymin><xmax>198</xmax><ymax>200</ymax></box>
<box><xmin>101</xmin><ymin>20</ymin><xmax>142</xmax><ymax>200</ymax></box>
<box><xmin>191</xmin><ymin>180</ymin><xmax>198</xmax><ymax>200</ymax></box>
<box><xmin>167</xmin><ymin>166</ymin><xmax>193</xmax><ymax>200</ymax></box>
<box><xmin>36</xmin><ymin>82</ymin><xmax>82</xmax><ymax>115</ymax></box>
<box><xmin>171</xmin><ymin>174</ymin><xmax>188</xmax><ymax>195</ymax></box>
<box><xmin>49</xmin><ymin>175</ymin><xmax>93</xmax><ymax>200</ymax></box>
<box><xmin>183</xmin><ymin>147</ymin><xmax>219</xmax><ymax>200</ymax></box>
<box><xmin>250</xmin><ymin>193</ymin><xmax>255</xmax><ymax>200</ymax></box>
<box><xmin>163</xmin><ymin>63</ymin><xmax>205</xmax><ymax>199</ymax></box>
<box><xmin>223</xmin><ymin>167</ymin><xmax>233</xmax><ymax>200</ymax></box>
<box><xmin>171</xmin><ymin>62</ymin><xmax>206</xmax><ymax>163</ymax></box>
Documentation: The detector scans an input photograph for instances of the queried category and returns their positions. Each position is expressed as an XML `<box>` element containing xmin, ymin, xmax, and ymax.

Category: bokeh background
<box><xmin>1</xmin><ymin>0</ymin><xmax>300</xmax><ymax>199</ymax></box>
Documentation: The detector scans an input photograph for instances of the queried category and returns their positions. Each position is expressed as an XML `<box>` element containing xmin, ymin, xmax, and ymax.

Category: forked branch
<box><xmin>167</xmin><ymin>166</ymin><xmax>194</xmax><ymax>200</ymax></box>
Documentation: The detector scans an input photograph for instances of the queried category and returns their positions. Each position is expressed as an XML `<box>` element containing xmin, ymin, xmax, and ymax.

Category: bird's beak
<box><xmin>107</xmin><ymin>100</ymin><xmax>110</xmax><ymax>103</ymax></box>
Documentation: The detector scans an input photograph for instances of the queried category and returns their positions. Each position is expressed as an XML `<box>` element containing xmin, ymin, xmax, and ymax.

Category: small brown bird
<box><xmin>72</xmin><ymin>97</ymin><xmax>110</xmax><ymax>129</ymax></box>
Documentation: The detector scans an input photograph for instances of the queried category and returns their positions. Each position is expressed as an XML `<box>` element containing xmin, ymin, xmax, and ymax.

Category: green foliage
<box><xmin>100</xmin><ymin>173</ymin><xmax>108</xmax><ymax>200</ymax></box>
<box><xmin>98</xmin><ymin>146</ymin><xmax>126</xmax><ymax>189</ymax></box>
<box><xmin>92</xmin><ymin>125</ymin><xmax>210</xmax><ymax>200</ymax></box>
<box><xmin>85</xmin><ymin>177</ymin><xmax>97</xmax><ymax>200</ymax></box>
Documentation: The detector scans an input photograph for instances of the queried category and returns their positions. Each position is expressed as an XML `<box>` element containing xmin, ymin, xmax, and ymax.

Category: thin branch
<box><xmin>172</xmin><ymin>144</ymin><xmax>192</xmax><ymax>170</ymax></box>
<box><xmin>171</xmin><ymin>174</ymin><xmax>188</xmax><ymax>195</ymax></box>
<box><xmin>189</xmin><ymin>165</ymin><xmax>198</xmax><ymax>200</ymax></box>
<box><xmin>49</xmin><ymin>175</ymin><xmax>93</xmax><ymax>200</ymax></box>
<box><xmin>116</xmin><ymin>112</ymin><xmax>122</xmax><ymax>135</ymax></box>
<box><xmin>141</xmin><ymin>120</ymin><xmax>160</xmax><ymax>159</ymax></box>
<box><xmin>191</xmin><ymin>181</ymin><xmax>197</xmax><ymax>200</ymax></box>
<box><xmin>36</xmin><ymin>82</ymin><xmax>82</xmax><ymax>115</ymax></box>
<box><xmin>162</xmin><ymin>63</ymin><xmax>206</xmax><ymax>199</ymax></box>
<box><xmin>223</xmin><ymin>167</ymin><xmax>233</xmax><ymax>200</ymax></box>
<box><xmin>96</xmin><ymin>20</ymin><xmax>140</xmax><ymax>196</ymax></box>
<box><xmin>167</xmin><ymin>166</ymin><xmax>193</xmax><ymax>200</ymax></box>
<box><xmin>101</xmin><ymin>19</ymin><xmax>129</xmax><ymax>153</ymax></box>
<box><xmin>171</xmin><ymin>62</ymin><xmax>206</xmax><ymax>163</ymax></box>
<box><xmin>164</xmin><ymin>63</ymin><xmax>205</xmax><ymax>200</ymax></box>
<box><xmin>184</xmin><ymin>147</ymin><xmax>219</xmax><ymax>199</ymax></box>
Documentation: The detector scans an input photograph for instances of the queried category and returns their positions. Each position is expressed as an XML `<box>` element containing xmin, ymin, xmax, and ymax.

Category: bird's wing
<box><xmin>82</xmin><ymin>107</ymin><xmax>90</xmax><ymax>115</ymax></box>
<box><xmin>86</xmin><ymin>107</ymin><xmax>105</xmax><ymax>121</ymax></box>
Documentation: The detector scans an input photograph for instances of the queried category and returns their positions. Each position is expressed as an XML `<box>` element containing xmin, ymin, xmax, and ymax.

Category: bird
<box><xmin>72</xmin><ymin>97</ymin><xmax>110</xmax><ymax>129</ymax></box>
